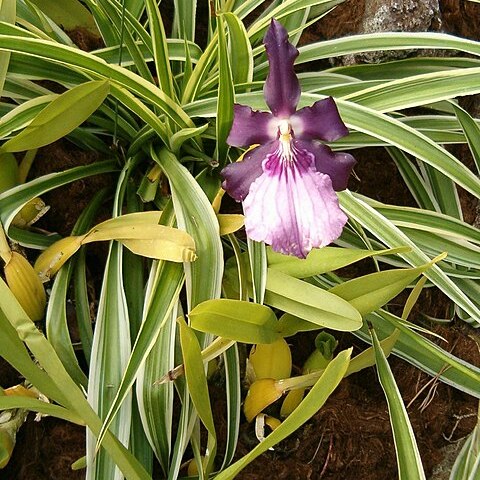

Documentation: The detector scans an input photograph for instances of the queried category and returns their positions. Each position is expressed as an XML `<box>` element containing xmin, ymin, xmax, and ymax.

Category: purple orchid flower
<box><xmin>221</xmin><ymin>18</ymin><xmax>356</xmax><ymax>259</ymax></box>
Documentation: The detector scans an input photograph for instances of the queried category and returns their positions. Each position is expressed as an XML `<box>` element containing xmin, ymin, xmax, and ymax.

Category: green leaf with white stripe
<box><xmin>145</xmin><ymin>0</ymin><xmax>175</xmax><ymax>99</ymax></box>
<box><xmin>0</xmin><ymin>0</ymin><xmax>15</xmax><ymax>96</ymax></box>
<box><xmin>216</xmin><ymin>14</ymin><xmax>234</xmax><ymax>167</ymax></box>
<box><xmin>452</xmin><ymin>103</ymin><xmax>480</xmax><ymax>175</ymax></box>
<box><xmin>0</xmin><ymin>160</ymin><xmax>118</xmax><ymax>245</ymax></box>
<box><xmin>153</xmin><ymin>148</ymin><xmax>223</xmax><ymax>311</ymax></box>
<box><xmin>86</xmin><ymin>248</ymin><xmax>131</xmax><ymax>480</ymax></box>
<box><xmin>371</xmin><ymin>327</ymin><xmax>426</xmax><ymax>480</ymax></box>
<box><xmin>450</xmin><ymin>408</ymin><xmax>480</xmax><ymax>480</ymax></box>
<box><xmin>339</xmin><ymin>191</ymin><xmax>480</xmax><ymax>326</ymax></box>
<box><xmin>223</xmin><ymin>12</ymin><xmax>253</xmax><ymax>85</ymax></box>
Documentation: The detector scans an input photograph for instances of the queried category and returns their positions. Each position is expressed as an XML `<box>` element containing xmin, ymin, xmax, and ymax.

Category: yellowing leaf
<box><xmin>34</xmin><ymin>235</ymin><xmax>85</xmax><ymax>282</ymax></box>
<box><xmin>217</xmin><ymin>214</ymin><xmax>244</xmax><ymax>235</ymax></box>
<box><xmin>85</xmin><ymin>224</ymin><xmax>197</xmax><ymax>262</ymax></box>
<box><xmin>34</xmin><ymin>213</ymin><xmax>197</xmax><ymax>280</ymax></box>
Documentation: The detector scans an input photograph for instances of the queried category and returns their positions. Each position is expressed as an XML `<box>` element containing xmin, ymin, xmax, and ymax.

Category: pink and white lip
<box><xmin>221</xmin><ymin>19</ymin><xmax>356</xmax><ymax>258</ymax></box>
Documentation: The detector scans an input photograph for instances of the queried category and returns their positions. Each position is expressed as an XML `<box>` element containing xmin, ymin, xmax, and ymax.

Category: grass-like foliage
<box><xmin>0</xmin><ymin>1</ymin><xmax>479</xmax><ymax>479</ymax></box>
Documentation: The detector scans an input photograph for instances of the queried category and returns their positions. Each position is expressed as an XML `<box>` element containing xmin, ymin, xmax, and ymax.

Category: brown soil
<box><xmin>2</xmin><ymin>3</ymin><xmax>480</xmax><ymax>480</ymax></box>
<box><xmin>232</xmin><ymin>321</ymin><xmax>479</xmax><ymax>480</ymax></box>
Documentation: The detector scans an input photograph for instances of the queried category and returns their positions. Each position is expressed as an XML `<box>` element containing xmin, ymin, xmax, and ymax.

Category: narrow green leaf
<box><xmin>247</xmin><ymin>0</ymin><xmax>343</xmax><ymax>39</ymax></box>
<box><xmin>173</xmin><ymin>0</ymin><xmax>196</xmax><ymax>42</ymax></box>
<box><xmin>296</xmin><ymin>32</ymin><xmax>480</xmax><ymax>69</ymax></box>
<box><xmin>386</xmin><ymin>147</ymin><xmax>439</xmax><ymax>211</ymax></box>
<box><xmin>0</xmin><ymin>160</ymin><xmax>118</xmax><ymax>244</ymax></box>
<box><xmin>339</xmin><ymin>191</ymin><xmax>480</xmax><ymax>325</ymax></box>
<box><xmin>365</xmin><ymin>310</ymin><xmax>480</xmax><ymax>398</ymax></box>
<box><xmin>421</xmin><ymin>162</ymin><xmax>462</xmax><ymax>219</ymax></box>
<box><xmin>46</xmin><ymin>259</ymin><xmax>88</xmax><ymax>387</ymax></box>
<box><xmin>265</xmin><ymin>269</ymin><xmax>362</xmax><ymax>331</ymax></box>
<box><xmin>0</xmin><ymin>0</ymin><xmax>15</xmax><ymax>96</ymax></box>
<box><xmin>248</xmin><ymin>239</ymin><xmax>267</xmax><ymax>304</ymax></box>
<box><xmin>371</xmin><ymin>327</ymin><xmax>426</xmax><ymax>480</ymax></box>
<box><xmin>0</xmin><ymin>300</ymin><xmax>69</xmax><ymax>406</ymax></box>
<box><xmin>216</xmin><ymin>14</ymin><xmax>234</xmax><ymax>167</ymax></box>
<box><xmin>94</xmin><ymin>222</ymin><xmax>184</xmax><ymax>464</ymax></box>
<box><xmin>223</xmin><ymin>12</ymin><xmax>253</xmax><ymax>84</ymax></box>
<box><xmin>0</xmin><ymin>27</ymin><xmax>194</xmax><ymax>129</ymax></box>
<box><xmin>268</xmin><ymin>246</ymin><xmax>410</xmax><ymax>278</ymax></box>
<box><xmin>178</xmin><ymin>317</ymin><xmax>216</xmax><ymax>474</ymax></box>
<box><xmin>189</xmin><ymin>299</ymin><xmax>280</xmax><ymax>344</ymax></box>
<box><xmin>221</xmin><ymin>344</ymin><xmax>241</xmax><ymax>468</ymax></box>
<box><xmin>136</xmin><ymin>302</ymin><xmax>178</xmax><ymax>475</ymax></box>
<box><xmin>153</xmin><ymin>148</ymin><xmax>223</xmax><ymax>311</ymax></box>
<box><xmin>2</xmin><ymin>80</ymin><xmax>110</xmax><ymax>152</ymax></box>
<box><xmin>86</xmin><ymin>241</ymin><xmax>132</xmax><ymax>480</ymax></box>
<box><xmin>450</xmin><ymin>409</ymin><xmax>480</xmax><ymax>480</ymax></box>
<box><xmin>452</xmin><ymin>103</ymin><xmax>480</xmax><ymax>175</ymax></box>
<box><xmin>0</xmin><ymin>279</ymin><xmax>151</xmax><ymax>480</ymax></box>
<box><xmin>343</xmin><ymin>68</ymin><xmax>480</xmax><ymax>113</ymax></box>
<box><xmin>0</xmin><ymin>396</ymin><xmax>84</xmax><ymax>425</ymax></box>
<box><xmin>97</xmin><ymin>0</ymin><xmax>153</xmax><ymax>81</ymax></box>
<box><xmin>170</xmin><ymin>124</ymin><xmax>208</xmax><ymax>153</ymax></box>
<box><xmin>145</xmin><ymin>0</ymin><xmax>175</xmax><ymax>99</ymax></box>
<box><xmin>329</xmin><ymin>258</ymin><xmax>442</xmax><ymax>317</ymax></box>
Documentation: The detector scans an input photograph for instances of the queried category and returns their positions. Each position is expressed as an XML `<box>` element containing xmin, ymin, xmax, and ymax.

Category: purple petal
<box><xmin>221</xmin><ymin>142</ymin><xmax>276</xmax><ymax>202</ymax></box>
<box><xmin>290</xmin><ymin>97</ymin><xmax>349</xmax><ymax>142</ymax></box>
<box><xmin>294</xmin><ymin>139</ymin><xmax>355</xmax><ymax>191</ymax></box>
<box><xmin>227</xmin><ymin>104</ymin><xmax>276</xmax><ymax>147</ymax></box>
<box><xmin>243</xmin><ymin>140</ymin><xmax>347</xmax><ymax>258</ymax></box>
<box><xmin>263</xmin><ymin>19</ymin><xmax>300</xmax><ymax>118</ymax></box>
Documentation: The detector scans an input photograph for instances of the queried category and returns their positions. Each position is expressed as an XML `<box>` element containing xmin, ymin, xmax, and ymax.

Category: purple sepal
<box><xmin>220</xmin><ymin>142</ymin><xmax>276</xmax><ymax>202</ymax></box>
<box><xmin>227</xmin><ymin>104</ymin><xmax>276</xmax><ymax>147</ymax></box>
<box><xmin>263</xmin><ymin>19</ymin><xmax>300</xmax><ymax>118</ymax></box>
<box><xmin>291</xmin><ymin>97</ymin><xmax>349</xmax><ymax>142</ymax></box>
<box><xmin>294</xmin><ymin>140</ymin><xmax>356</xmax><ymax>191</ymax></box>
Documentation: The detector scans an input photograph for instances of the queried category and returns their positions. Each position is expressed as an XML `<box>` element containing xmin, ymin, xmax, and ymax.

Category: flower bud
<box><xmin>11</xmin><ymin>198</ymin><xmax>50</xmax><ymax>228</ymax></box>
<box><xmin>244</xmin><ymin>379</ymin><xmax>283</xmax><ymax>422</ymax></box>
<box><xmin>34</xmin><ymin>235</ymin><xmax>85</xmax><ymax>282</ymax></box>
<box><xmin>247</xmin><ymin>338</ymin><xmax>292</xmax><ymax>383</ymax></box>
<box><xmin>4</xmin><ymin>252</ymin><xmax>46</xmax><ymax>321</ymax></box>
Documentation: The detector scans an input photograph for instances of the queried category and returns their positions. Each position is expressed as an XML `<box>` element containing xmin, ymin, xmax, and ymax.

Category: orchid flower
<box><xmin>221</xmin><ymin>19</ymin><xmax>356</xmax><ymax>258</ymax></box>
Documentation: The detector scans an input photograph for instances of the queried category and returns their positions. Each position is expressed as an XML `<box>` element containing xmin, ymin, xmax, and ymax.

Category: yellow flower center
<box><xmin>278</xmin><ymin>120</ymin><xmax>293</xmax><ymax>162</ymax></box>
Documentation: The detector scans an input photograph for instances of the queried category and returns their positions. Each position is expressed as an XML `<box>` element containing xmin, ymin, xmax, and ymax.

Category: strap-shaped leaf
<box><xmin>268</xmin><ymin>246</ymin><xmax>410</xmax><ymax>278</ymax></box>
<box><xmin>2</xmin><ymin>80</ymin><xmax>110</xmax><ymax>152</ymax></box>
<box><xmin>178</xmin><ymin>317</ymin><xmax>217</xmax><ymax>475</ymax></box>
<box><xmin>329</xmin><ymin>254</ymin><xmax>445</xmax><ymax>317</ymax></box>
<box><xmin>371</xmin><ymin>327</ymin><xmax>426</xmax><ymax>480</ymax></box>
<box><xmin>265</xmin><ymin>269</ymin><xmax>363</xmax><ymax>331</ymax></box>
<box><xmin>189</xmin><ymin>299</ymin><xmax>280</xmax><ymax>344</ymax></box>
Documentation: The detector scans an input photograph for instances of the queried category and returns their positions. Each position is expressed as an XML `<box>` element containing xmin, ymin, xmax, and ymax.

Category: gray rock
<box><xmin>340</xmin><ymin>0</ymin><xmax>441</xmax><ymax>65</ymax></box>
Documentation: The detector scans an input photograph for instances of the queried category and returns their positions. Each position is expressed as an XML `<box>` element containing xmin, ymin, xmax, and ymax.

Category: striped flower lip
<box><xmin>221</xmin><ymin>19</ymin><xmax>356</xmax><ymax>259</ymax></box>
